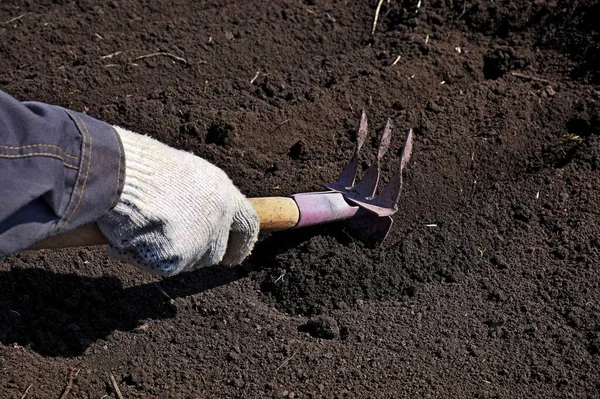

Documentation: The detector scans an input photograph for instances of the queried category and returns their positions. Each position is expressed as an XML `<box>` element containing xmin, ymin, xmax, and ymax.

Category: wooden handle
<box><xmin>30</xmin><ymin>197</ymin><xmax>300</xmax><ymax>250</ymax></box>
<box><xmin>31</xmin><ymin>223</ymin><xmax>108</xmax><ymax>249</ymax></box>
<box><xmin>248</xmin><ymin>197</ymin><xmax>300</xmax><ymax>230</ymax></box>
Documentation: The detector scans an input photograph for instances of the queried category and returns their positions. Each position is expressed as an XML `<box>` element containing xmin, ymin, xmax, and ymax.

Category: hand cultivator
<box><xmin>34</xmin><ymin>111</ymin><xmax>413</xmax><ymax>250</ymax></box>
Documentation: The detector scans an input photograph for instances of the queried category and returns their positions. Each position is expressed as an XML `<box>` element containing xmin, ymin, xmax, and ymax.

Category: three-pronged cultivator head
<box><xmin>291</xmin><ymin>111</ymin><xmax>413</xmax><ymax>246</ymax></box>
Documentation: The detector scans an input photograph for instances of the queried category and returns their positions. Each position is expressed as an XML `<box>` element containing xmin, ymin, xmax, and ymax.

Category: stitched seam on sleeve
<box><xmin>57</xmin><ymin>111</ymin><xmax>88</xmax><ymax>232</ymax></box>
<box><xmin>63</xmin><ymin>163</ymin><xmax>78</xmax><ymax>170</ymax></box>
<box><xmin>61</xmin><ymin>113</ymin><xmax>93</xmax><ymax>229</ymax></box>
<box><xmin>0</xmin><ymin>153</ymin><xmax>78</xmax><ymax>169</ymax></box>
<box><xmin>108</xmin><ymin>126</ymin><xmax>123</xmax><ymax>208</ymax></box>
<box><xmin>0</xmin><ymin>144</ymin><xmax>79</xmax><ymax>160</ymax></box>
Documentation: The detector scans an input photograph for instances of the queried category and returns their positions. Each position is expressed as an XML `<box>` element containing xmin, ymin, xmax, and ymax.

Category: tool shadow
<box><xmin>0</xmin><ymin>263</ymin><xmax>240</xmax><ymax>358</ymax></box>
<box><xmin>0</xmin><ymin>225</ymin><xmax>337</xmax><ymax>358</ymax></box>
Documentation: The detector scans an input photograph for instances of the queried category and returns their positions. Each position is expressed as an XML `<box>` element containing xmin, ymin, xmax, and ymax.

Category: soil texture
<box><xmin>1</xmin><ymin>0</ymin><xmax>600</xmax><ymax>398</ymax></box>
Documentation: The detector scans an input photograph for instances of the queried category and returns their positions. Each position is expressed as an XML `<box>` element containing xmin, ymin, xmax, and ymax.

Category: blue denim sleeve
<box><xmin>0</xmin><ymin>90</ymin><xmax>125</xmax><ymax>257</ymax></box>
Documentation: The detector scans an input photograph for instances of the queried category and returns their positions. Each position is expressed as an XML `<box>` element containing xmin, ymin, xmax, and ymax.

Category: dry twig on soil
<box><xmin>59</xmin><ymin>368</ymin><xmax>80</xmax><ymax>399</ymax></box>
<box><xmin>372</xmin><ymin>0</ymin><xmax>385</xmax><ymax>35</ymax></box>
<box><xmin>511</xmin><ymin>72</ymin><xmax>553</xmax><ymax>84</ymax></box>
<box><xmin>101</xmin><ymin>51</ymin><xmax>122</xmax><ymax>59</ymax></box>
<box><xmin>276</xmin><ymin>350</ymin><xmax>299</xmax><ymax>371</ymax></box>
<box><xmin>20</xmin><ymin>384</ymin><xmax>33</xmax><ymax>399</ymax></box>
<box><xmin>110</xmin><ymin>374</ymin><xmax>125</xmax><ymax>399</ymax></box>
<box><xmin>456</xmin><ymin>1</ymin><xmax>468</xmax><ymax>20</ymax></box>
<box><xmin>134</xmin><ymin>52</ymin><xmax>188</xmax><ymax>65</ymax></box>
<box><xmin>4</xmin><ymin>14</ymin><xmax>26</xmax><ymax>24</ymax></box>
<box><xmin>250</xmin><ymin>71</ymin><xmax>261</xmax><ymax>85</ymax></box>
<box><xmin>268</xmin><ymin>119</ymin><xmax>289</xmax><ymax>134</ymax></box>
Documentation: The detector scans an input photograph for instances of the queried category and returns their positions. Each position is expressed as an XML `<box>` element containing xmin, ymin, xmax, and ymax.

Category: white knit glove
<box><xmin>97</xmin><ymin>127</ymin><xmax>260</xmax><ymax>276</ymax></box>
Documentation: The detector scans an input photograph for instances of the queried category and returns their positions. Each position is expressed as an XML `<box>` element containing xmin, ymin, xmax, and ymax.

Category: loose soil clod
<box><xmin>300</xmin><ymin>315</ymin><xmax>340</xmax><ymax>339</ymax></box>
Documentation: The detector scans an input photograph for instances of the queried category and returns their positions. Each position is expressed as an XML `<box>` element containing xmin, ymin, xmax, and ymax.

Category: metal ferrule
<box><xmin>291</xmin><ymin>192</ymin><xmax>359</xmax><ymax>228</ymax></box>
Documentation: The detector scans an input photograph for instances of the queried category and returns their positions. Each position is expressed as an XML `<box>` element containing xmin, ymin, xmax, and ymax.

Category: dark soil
<box><xmin>1</xmin><ymin>0</ymin><xmax>600</xmax><ymax>397</ymax></box>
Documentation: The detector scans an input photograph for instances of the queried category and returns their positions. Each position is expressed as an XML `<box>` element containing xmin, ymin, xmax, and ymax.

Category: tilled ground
<box><xmin>1</xmin><ymin>1</ymin><xmax>599</xmax><ymax>398</ymax></box>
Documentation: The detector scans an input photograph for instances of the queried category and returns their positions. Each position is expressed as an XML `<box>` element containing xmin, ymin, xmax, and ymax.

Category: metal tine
<box><xmin>325</xmin><ymin>110</ymin><xmax>368</xmax><ymax>191</ymax></box>
<box><xmin>371</xmin><ymin>128</ymin><xmax>414</xmax><ymax>210</ymax></box>
<box><xmin>350</xmin><ymin>118</ymin><xmax>392</xmax><ymax>199</ymax></box>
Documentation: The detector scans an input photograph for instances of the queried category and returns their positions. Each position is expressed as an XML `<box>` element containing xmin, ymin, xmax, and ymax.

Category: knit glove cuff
<box><xmin>97</xmin><ymin>127</ymin><xmax>259</xmax><ymax>275</ymax></box>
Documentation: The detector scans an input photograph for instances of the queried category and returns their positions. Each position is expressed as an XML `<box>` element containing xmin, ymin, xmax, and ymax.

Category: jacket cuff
<box><xmin>55</xmin><ymin>110</ymin><xmax>126</xmax><ymax>234</ymax></box>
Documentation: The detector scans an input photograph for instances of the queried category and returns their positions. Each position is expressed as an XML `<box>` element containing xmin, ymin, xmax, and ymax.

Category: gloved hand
<box><xmin>97</xmin><ymin>127</ymin><xmax>260</xmax><ymax>276</ymax></box>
